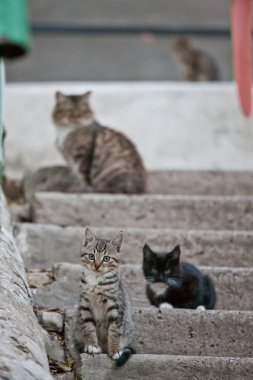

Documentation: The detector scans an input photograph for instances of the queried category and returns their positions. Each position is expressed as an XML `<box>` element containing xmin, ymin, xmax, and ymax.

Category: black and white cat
<box><xmin>142</xmin><ymin>244</ymin><xmax>216</xmax><ymax>311</ymax></box>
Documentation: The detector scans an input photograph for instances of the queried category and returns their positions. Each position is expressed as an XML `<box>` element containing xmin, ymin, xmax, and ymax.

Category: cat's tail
<box><xmin>116</xmin><ymin>346</ymin><xmax>136</xmax><ymax>367</ymax></box>
<box><xmin>203</xmin><ymin>275</ymin><xmax>217</xmax><ymax>310</ymax></box>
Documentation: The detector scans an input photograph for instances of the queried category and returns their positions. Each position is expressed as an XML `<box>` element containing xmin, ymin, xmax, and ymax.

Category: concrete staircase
<box><xmin>14</xmin><ymin>170</ymin><xmax>253</xmax><ymax>379</ymax></box>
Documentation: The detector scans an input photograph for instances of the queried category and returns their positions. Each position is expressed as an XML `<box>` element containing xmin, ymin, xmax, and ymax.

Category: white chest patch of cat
<box><xmin>84</xmin><ymin>271</ymin><xmax>101</xmax><ymax>286</ymax></box>
<box><xmin>150</xmin><ymin>282</ymin><xmax>167</xmax><ymax>295</ymax></box>
<box><xmin>55</xmin><ymin>126</ymin><xmax>71</xmax><ymax>149</ymax></box>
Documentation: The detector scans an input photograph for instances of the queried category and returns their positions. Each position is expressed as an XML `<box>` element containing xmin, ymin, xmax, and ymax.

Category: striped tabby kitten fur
<box><xmin>77</xmin><ymin>226</ymin><xmax>135</xmax><ymax>366</ymax></box>
<box><xmin>52</xmin><ymin>91</ymin><xmax>147</xmax><ymax>194</ymax></box>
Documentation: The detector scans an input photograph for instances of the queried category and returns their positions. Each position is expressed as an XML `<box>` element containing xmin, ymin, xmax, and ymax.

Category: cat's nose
<box><xmin>94</xmin><ymin>260</ymin><xmax>102</xmax><ymax>270</ymax></box>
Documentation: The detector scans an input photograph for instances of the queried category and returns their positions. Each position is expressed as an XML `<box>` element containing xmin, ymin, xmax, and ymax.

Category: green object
<box><xmin>0</xmin><ymin>0</ymin><xmax>30</xmax><ymax>58</ymax></box>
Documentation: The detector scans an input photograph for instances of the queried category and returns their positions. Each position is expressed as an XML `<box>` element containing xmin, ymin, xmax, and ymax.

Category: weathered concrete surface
<box><xmin>15</xmin><ymin>223</ymin><xmax>253</xmax><ymax>269</ymax></box>
<box><xmin>65</xmin><ymin>307</ymin><xmax>253</xmax><ymax>357</ymax></box>
<box><xmin>36</xmin><ymin>311</ymin><xmax>64</xmax><ymax>333</ymax></box>
<box><xmin>32</xmin><ymin>263</ymin><xmax>253</xmax><ymax>311</ymax></box>
<box><xmin>23</xmin><ymin>166</ymin><xmax>253</xmax><ymax>198</ymax></box>
<box><xmin>5</xmin><ymin>83</ymin><xmax>253</xmax><ymax>178</ymax></box>
<box><xmin>76</xmin><ymin>354</ymin><xmax>253</xmax><ymax>380</ymax></box>
<box><xmin>148</xmin><ymin>170</ymin><xmax>253</xmax><ymax>195</ymax></box>
<box><xmin>0</xmin><ymin>193</ymin><xmax>53</xmax><ymax>380</ymax></box>
<box><xmin>24</xmin><ymin>166</ymin><xmax>87</xmax><ymax>201</ymax></box>
<box><xmin>31</xmin><ymin>193</ymin><xmax>253</xmax><ymax>230</ymax></box>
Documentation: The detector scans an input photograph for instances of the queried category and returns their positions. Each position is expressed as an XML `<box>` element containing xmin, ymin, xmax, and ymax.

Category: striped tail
<box><xmin>116</xmin><ymin>346</ymin><xmax>136</xmax><ymax>367</ymax></box>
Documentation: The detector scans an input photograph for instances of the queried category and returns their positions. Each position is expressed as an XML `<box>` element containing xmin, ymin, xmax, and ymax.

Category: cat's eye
<box><xmin>88</xmin><ymin>253</ymin><xmax>95</xmax><ymax>261</ymax></box>
<box><xmin>103</xmin><ymin>256</ymin><xmax>110</xmax><ymax>262</ymax></box>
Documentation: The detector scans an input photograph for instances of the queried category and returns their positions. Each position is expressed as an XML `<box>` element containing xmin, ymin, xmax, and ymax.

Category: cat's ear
<box><xmin>55</xmin><ymin>91</ymin><xmax>66</xmax><ymax>103</ymax></box>
<box><xmin>110</xmin><ymin>231</ymin><xmax>124</xmax><ymax>252</ymax></box>
<box><xmin>84</xmin><ymin>226</ymin><xmax>96</xmax><ymax>246</ymax></box>
<box><xmin>170</xmin><ymin>245</ymin><xmax>181</xmax><ymax>261</ymax></box>
<box><xmin>143</xmin><ymin>244</ymin><xmax>154</xmax><ymax>260</ymax></box>
<box><xmin>82</xmin><ymin>91</ymin><xmax>92</xmax><ymax>99</ymax></box>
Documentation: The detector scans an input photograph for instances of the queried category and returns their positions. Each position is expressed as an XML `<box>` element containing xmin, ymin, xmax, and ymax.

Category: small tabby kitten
<box><xmin>77</xmin><ymin>226</ymin><xmax>134</xmax><ymax>366</ymax></box>
<box><xmin>143</xmin><ymin>244</ymin><xmax>216</xmax><ymax>310</ymax></box>
<box><xmin>172</xmin><ymin>37</ymin><xmax>219</xmax><ymax>82</ymax></box>
<box><xmin>52</xmin><ymin>91</ymin><xmax>147</xmax><ymax>194</ymax></box>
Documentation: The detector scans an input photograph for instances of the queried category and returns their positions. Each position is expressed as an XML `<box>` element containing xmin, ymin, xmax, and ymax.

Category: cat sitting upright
<box><xmin>143</xmin><ymin>244</ymin><xmax>216</xmax><ymax>311</ymax></box>
<box><xmin>172</xmin><ymin>37</ymin><xmax>219</xmax><ymax>82</ymax></box>
<box><xmin>76</xmin><ymin>227</ymin><xmax>135</xmax><ymax>366</ymax></box>
<box><xmin>52</xmin><ymin>91</ymin><xmax>147</xmax><ymax>194</ymax></box>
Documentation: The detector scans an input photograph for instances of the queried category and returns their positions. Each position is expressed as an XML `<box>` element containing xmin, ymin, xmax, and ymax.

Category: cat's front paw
<box><xmin>111</xmin><ymin>351</ymin><xmax>123</xmax><ymax>360</ymax></box>
<box><xmin>84</xmin><ymin>345</ymin><xmax>102</xmax><ymax>354</ymax></box>
<box><xmin>159</xmin><ymin>303</ymin><xmax>174</xmax><ymax>312</ymax></box>
<box><xmin>196</xmin><ymin>305</ymin><xmax>206</xmax><ymax>311</ymax></box>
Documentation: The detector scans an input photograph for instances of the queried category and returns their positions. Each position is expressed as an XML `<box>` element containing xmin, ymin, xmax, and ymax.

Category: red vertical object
<box><xmin>231</xmin><ymin>0</ymin><xmax>252</xmax><ymax>117</ymax></box>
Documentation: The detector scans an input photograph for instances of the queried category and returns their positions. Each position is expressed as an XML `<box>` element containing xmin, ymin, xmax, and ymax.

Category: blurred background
<box><xmin>3</xmin><ymin>0</ymin><xmax>253</xmax><ymax>183</ymax></box>
<box><xmin>7</xmin><ymin>0</ymin><xmax>231</xmax><ymax>82</ymax></box>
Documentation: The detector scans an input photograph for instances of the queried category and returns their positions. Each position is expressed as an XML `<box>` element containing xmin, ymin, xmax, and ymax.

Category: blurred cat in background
<box><xmin>172</xmin><ymin>37</ymin><xmax>219</xmax><ymax>82</ymax></box>
<box><xmin>52</xmin><ymin>91</ymin><xmax>147</xmax><ymax>194</ymax></box>
<box><xmin>143</xmin><ymin>244</ymin><xmax>216</xmax><ymax>311</ymax></box>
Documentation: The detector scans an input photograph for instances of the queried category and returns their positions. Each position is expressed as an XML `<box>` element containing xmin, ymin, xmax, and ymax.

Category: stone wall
<box><xmin>0</xmin><ymin>192</ymin><xmax>53</xmax><ymax>380</ymax></box>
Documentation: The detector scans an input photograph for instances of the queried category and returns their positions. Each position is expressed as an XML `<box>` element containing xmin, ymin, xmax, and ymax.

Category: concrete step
<box><xmin>24</xmin><ymin>168</ymin><xmax>253</xmax><ymax>199</ymax></box>
<box><xmin>31</xmin><ymin>193</ymin><xmax>253</xmax><ymax>230</ymax></box>
<box><xmin>65</xmin><ymin>307</ymin><xmax>253</xmax><ymax>358</ymax></box>
<box><xmin>148</xmin><ymin>170</ymin><xmax>253</xmax><ymax>195</ymax></box>
<box><xmin>16</xmin><ymin>223</ymin><xmax>253</xmax><ymax>269</ymax></box>
<box><xmin>75</xmin><ymin>354</ymin><xmax>253</xmax><ymax>380</ymax></box>
<box><xmin>32</xmin><ymin>263</ymin><xmax>253</xmax><ymax>311</ymax></box>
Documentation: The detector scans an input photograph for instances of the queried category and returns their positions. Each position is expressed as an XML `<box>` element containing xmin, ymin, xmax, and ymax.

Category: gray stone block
<box><xmin>65</xmin><ymin>307</ymin><xmax>253</xmax><ymax>358</ymax></box>
<box><xmin>15</xmin><ymin>223</ymin><xmax>253</xmax><ymax>269</ymax></box>
<box><xmin>0</xmin><ymin>193</ymin><xmax>53</xmax><ymax>379</ymax></box>
<box><xmin>23</xmin><ymin>167</ymin><xmax>253</xmax><ymax>199</ymax></box>
<box><xmin>24</xmin><ymin>166</ymin><xmax>87</xmax><ymax>201</ymax></box>
<box><xmin>32</xmin><ymin>263</ymin><xmax>253</xmax><ymax>311</ymax></box>
<box><xmin>76</xmin><ymin>354</ymin><xmax>253</xmax><ymax>380</ymax></box>
<box><xmin>36</xmin><ymin>311</ymin><xmax>64</xmax><ymax>333</ymax></box>
<box><xmin>148</xmin><ymin>170</ymin><xmax>253</xmax><ymax>196</ymax></box>
<box><xmin>31</xmin><ymin>193</ymin><xmax>253</xmax><ymax>230</ymax></box>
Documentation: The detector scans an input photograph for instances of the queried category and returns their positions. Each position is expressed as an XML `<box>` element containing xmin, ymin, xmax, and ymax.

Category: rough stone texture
<box><xmin>53</xmin><ymin>374</ymin><xmax>74</xmax><ymax>380</ymax></box>
<box><xmin>23</xmin><ymin>166</ymin><xmax>253</xmax><ymax>198</ymax></box>
<box><xmin>76</xmin><ymin>354</ymin><xmax>253</xmax><ymax>380</ymax></box>
<box><xmin>31</xmin><ymin>193</ymin><xmax>253</xmax><ymax>230</ymax></box>
<box><xmin>0</xmin><ymin>193</ymin><xmax>53</xmax><ymax>380</ymax></box>
<box><xmin>40</xmin><ymin>327</ymin><xmax>66</xmax><ymax>363</ymax></box>
<box><xmin>15</xmin><ymin>223</ymin><xmax>253</xmax><ymax>269</ymax></box>
<box><xmin>32</xmin><ymin>263</ymin><xmax>253</xmax><ymax>311</ymax></box>
<box><xmin>65</xmin><ymin>307</ymin><xmax>253</xmax><ymax>357</ymax></box>
<box><xmin>148</xmin><ymin>170</ymin><xmax>253</xmax><ymax>196</ymax></box>
<box><xmin>24</xmin><ymin>166</ymin><xmax>87</xmax><ymax>201</ymax></box>
<box><xmin>36</xmin><ymin>311</ymin><xmax>64</xmax><ymax>333</ymax></box>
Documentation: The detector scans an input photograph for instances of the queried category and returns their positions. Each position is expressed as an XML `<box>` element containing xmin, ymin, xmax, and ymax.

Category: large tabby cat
<box><xmin>76</xmin><ymin>226</ymin><xmax>135</xmax><ymax>366</ymax></box>
<box><xmin>172</xmin><ymin>37</ymin><xmax>219</xmax><ymax>81</ymax></box>
<box><xmin>52</xmin><ymin>91</ymin><xmax>147</xmax><ymax>194</ymax></box>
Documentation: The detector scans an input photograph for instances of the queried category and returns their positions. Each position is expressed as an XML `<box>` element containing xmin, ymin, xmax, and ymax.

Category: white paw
<box><xmin>85</xmin><ymin>345</ymin><xmax>102</xmax><ymax>354</ymax></box>
<box><xmin>196</xmin><ymin>305</ymin><xmax>206</xmax><ymax>311</ymax></box>
<box><xmin>159</xmin><ymin>303</ymin><xmax>174</xmax><ymax>312</ymax></box>
<box><xmin>112</xmin><ymin>351</ymin><xmax>123</xmax><ymax>360</ymax></box>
